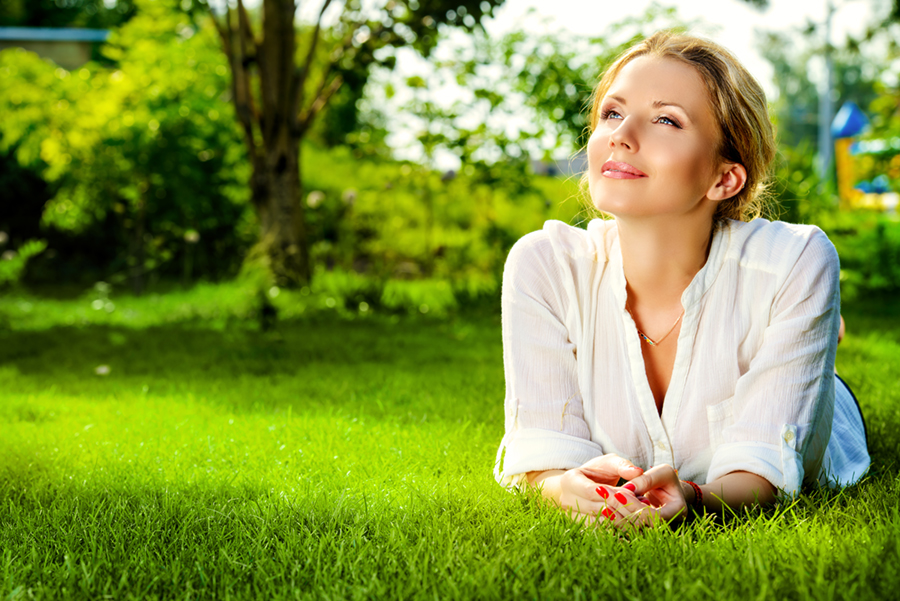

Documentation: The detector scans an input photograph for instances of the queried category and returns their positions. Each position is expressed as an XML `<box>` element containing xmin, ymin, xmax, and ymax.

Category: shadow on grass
<box><xmin>0</xmin><ymin>315</ymin><xmax>505</xmax><ymax>424</ymax></box>
<box><xmin>1</xmin><ymin>315</ymin><xmax>500</xmax><ymax>372</ymax></box>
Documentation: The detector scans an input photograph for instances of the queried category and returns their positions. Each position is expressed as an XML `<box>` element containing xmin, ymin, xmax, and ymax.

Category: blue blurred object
<box><xmin>854</xmin><ymin>176</ymin><xmax>892</xmax><ymax>194</ymax></box>
<box><xmin>872</xmin><ymin>175</ymin><xmax>891</xmax><ymax>194</ymax></box>
<box><xmin>0</xmin><ymin>27</ymin><xmax>109</xmax><ymax>42</ymax></box>
<box><xmin>832</xmin><ymin>102</ymin><xmax>869</xmax><ymax>138</ymax></box>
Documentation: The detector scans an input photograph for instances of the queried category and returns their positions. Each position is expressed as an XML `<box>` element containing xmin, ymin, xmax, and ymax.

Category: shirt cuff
<box><xmin>706</xmin><ymin>425</ymin><xmax>805</xmax><ymax>496</ymax></box>
<box><xmin>494</xmin><ymin>428</ymin><xmax>603</xmax><ymax>487</ymax></box>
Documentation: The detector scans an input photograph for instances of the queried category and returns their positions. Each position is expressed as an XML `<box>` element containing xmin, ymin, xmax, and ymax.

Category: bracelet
<box><xmin>683</xmin><ymin>480</ymin><xmax>703</xmax><ymax>511</ymax></box>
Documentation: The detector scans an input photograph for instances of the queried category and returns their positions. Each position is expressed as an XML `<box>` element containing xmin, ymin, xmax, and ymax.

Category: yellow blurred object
<box><xmin>834</xmin><ymin>137</ymin><xmax>863</xmax><ymax>208</ymax></box>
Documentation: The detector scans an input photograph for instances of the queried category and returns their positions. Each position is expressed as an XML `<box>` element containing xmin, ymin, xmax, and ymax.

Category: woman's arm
<box><xmin>695</xmin><ymin>471</ymin><xmax>777</xmax><ymax>512</ymax></box>
<box><xmin>705</xmin><ymin>227</ymin><xmax>841</xmax><ymax>496</ymax></box>
<box><xmin>586</xmin><ymin>466</ymin><xmax>777</xmax><ymax>531</ymax></box>
<box><xmin>495</xmin><ymin>229</ymin><xmax>605</xmax><ymax>485</ymax></box>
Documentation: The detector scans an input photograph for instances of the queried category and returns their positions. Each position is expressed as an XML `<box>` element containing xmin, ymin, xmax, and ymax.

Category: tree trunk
<box><xmin>131</xmin><ymin>188</ymin><xmax>146</xmax><ymax>296</ymax></box>
<box><xmin>213</xmin><ymin>0</ymin><xmax>338</xmax><ymax>287</ymax></box>
<box><xmin>249</xmin><ymin>132</ymin><xmax>310</xmax><ymax>286</ymax></box>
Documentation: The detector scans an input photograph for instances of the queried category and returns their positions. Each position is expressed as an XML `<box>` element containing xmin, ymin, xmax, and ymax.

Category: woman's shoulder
<box><xmin>726</xmin><ymin>218</ymin><xmax>837</xmax><ymax>273</ymax></box>
<box><xmin>504</xmin><ymin>219</ymin><xmax>615</xmax><ymax>301</ymax></box>
<box><xmin>509</xmin><ymin>218</ymin><xmax>616</xmax><ymax>264</ymax></box>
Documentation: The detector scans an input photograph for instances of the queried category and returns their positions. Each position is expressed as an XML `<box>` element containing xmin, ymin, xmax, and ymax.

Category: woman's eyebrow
<box><xmin>652</xmin><ymin>100</ymin><xmax>690</xmax><ymax>114</ymax></box>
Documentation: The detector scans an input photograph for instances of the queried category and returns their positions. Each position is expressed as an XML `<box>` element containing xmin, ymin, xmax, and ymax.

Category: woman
<box><xmin>494</xmin><ymin>31</ymin><xmax>870</xmax><ymax>531</ymax></box>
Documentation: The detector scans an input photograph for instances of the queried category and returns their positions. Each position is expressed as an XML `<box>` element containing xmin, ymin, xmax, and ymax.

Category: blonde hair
<box><xmin>586</xmin><ymin>31</ymin><xmax>776</xmax><ymax>223</ymax></box>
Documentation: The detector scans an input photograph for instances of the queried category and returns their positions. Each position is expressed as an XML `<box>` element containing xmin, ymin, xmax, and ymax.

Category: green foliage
<box><xmin>302</xmin><ymin>144</ymin><xmax>584</xmax><ymax>300</ymax></box>
<box><xmin>0</xmin><ymin>268</ymin><xmax>476</xmax><ymax>331</ymax></box>
<box><xmin>814</xmin><ymin>211</ymin><xmax>900</xmax><ymax>301</ymax></box>
<box><xmin>759</xmin><ymin>13</ymin><xmax>900</xmax><ymax>299</ymax></box>
<box><xmin>0</xmin><ymin>239</ymin><xmax>46</xmax><ymax>287</ymax></box>
<box><xmin>770</xmin><ymin>141</ymin><xmax>828</xmax><ymax>224</ymax></box>
<box><xmin>304</xmin><ymin>0</ymin><xmax>508</xmax><ymax>150</ymax></box>
<box><xmin>0</xmin><ymin>0</ymin><xmax>254</xmax><ymax>285</ymax></box>
<box><xmin>853</xmin><ymin>77</ymin><xmax>900</xmax><ymax>195</ymax></box>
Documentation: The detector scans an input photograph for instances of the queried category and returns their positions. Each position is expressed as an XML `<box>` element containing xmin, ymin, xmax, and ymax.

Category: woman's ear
<box><xmin>707</xmin><ymin>163</ymin><xmax>748</xmax><ymax>201</ymax></box>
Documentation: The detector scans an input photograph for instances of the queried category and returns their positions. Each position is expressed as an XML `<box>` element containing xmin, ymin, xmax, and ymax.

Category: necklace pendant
<box><xmin>638</xmin><ymin>331</ymin><xmax>657</xmax><ymax>346</ymax></box>
<box><xmin>626</xmin><ymin>300</ymin><xmax>684</xmax><ymax>348</ymax></box>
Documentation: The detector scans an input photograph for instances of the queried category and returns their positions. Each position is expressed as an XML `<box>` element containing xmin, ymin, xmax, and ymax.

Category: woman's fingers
<box><xmin>622</xmin><ymin>464</ymin><xmax>688</xmax><ymax>521</ymax></box>
<box><xmin>564</xmin><ymin>467</ymin><xmax>615</xmax><ymax>501</ymax></box>
<box><xmin>622</xmin><ymin>464</ymin><xmax>679</xmax><ymax>496</ymax></box>
<box><xmin>595</xmin><ymin>486</ymin><xmax>643</xmax><ymax>518</ymax></box>
<box><xmin>579</xmin><ymin>454</ymin><xmax>643</xmax><ymax>484</ymax></box>
<box><xmin>596</xmin><ymin>497</ymin><xmax>661</xmax><ymax>533</ymax></box>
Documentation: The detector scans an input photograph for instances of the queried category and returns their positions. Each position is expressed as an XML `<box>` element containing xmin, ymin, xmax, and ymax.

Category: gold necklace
<box><xmin>626</xmin><ymin>301</ymin><xmax>685</xmax><ymax>347</ymax></box>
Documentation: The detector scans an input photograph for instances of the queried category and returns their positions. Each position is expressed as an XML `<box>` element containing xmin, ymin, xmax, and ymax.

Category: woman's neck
<box><xmin>616</xmin><ymin>215</ymin><xmax>714</xmax><ymax>311</ymax></box>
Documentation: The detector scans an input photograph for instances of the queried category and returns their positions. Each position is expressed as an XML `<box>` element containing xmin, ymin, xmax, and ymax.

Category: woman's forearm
<box><xmin>690</xmin><ymin>471</ymin><xmax>777</xmax><ymax>513</ymax></box>
<box><xmin>526</xmin><ymin>470</ymin><xmax>567</xmax><ymax>502</ymax></box>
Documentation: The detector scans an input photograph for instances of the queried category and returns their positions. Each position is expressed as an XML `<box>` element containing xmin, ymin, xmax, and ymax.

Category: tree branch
<box><xmin>259</xmin><ymin>0</ymin><xmax>299</xmax><ymax>146</ymax></box>
<box><xmin>302</xmin><ymin>0</ymin><xmax>335</xmax><ymax>81</ymax></box>
<box><xmin>297</xmin><ymin>74</ymin><xmax>343</xmax><ymax>136</ymax></box>
<box><xmin>289</xmin><ymin>0</ymin><xmax>335</xmax><ymax>126</ymax></box>
<box><xmin>237</xmin><ymin>0</ymin><xmax>259</xmax><ymax>66</ymax></box>
<box><xmin>212</xmin><ymin>6</ymin><xmax>260</xmax><ymax>161</ymax></box>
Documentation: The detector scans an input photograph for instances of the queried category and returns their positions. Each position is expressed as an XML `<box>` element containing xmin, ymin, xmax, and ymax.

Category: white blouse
<box><xmin>495</xmin><ymin>218</ymin><xmax>870</xmax><ymax>494</ymax></box>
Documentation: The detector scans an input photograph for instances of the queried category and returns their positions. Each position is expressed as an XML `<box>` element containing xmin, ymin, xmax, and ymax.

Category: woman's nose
<box><xmin>608</xmin><ymin>119</ymin><xmax>637</xmax><ymax>151</ymax></box>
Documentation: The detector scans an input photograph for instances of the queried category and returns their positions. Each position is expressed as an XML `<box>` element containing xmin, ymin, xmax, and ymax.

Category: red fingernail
<box><xmin>602</xmin><ymin>508</ymin><xmax>615</xmax><ymax>520</ymax></box>
<box><xmin>638</xmin><ymin>496</ymin><xmax>650</xmax><ymax>505</ymax></box>
<box><xmin>623</xmin><ymin>483</ymin><xmax>636</xmax><ymax>492</ymax></box>
<box><xmin>615</xmin><ymin>493</ymin><xmax>628</xmax><ymax>504</ymax></box>
<box><xmin>597</xmin><ymin>486</ymin><xmax>609</xmax><ymax>499</ymax></box>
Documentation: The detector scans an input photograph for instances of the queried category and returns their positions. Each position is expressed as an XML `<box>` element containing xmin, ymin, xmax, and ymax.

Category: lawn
<box><xmin>1</xmin><ymin>285</ymin><xmax>899</xmax><ymax>600</ymax></box>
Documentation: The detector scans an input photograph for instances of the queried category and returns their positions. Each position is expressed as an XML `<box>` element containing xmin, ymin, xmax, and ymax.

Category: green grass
<box><xmin>1</xmin><ymin>284</ymin><xmax>899</xmax><ymax>600</ymax></box>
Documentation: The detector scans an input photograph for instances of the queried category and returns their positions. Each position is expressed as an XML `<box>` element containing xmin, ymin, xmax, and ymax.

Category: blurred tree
<box><xmin>760</xmin><ymin>29</ymin><xmax>881</xmax><ymax>151</ymax></box>
<box><xmin>756</xmin><ymin>15</ymin><xmax>887</xmax><ymax>223</ymax></box>
<box><xmin>201</xmin><ymin>0</ymin><xmax>506</xmax><ymax>287</ymax></box>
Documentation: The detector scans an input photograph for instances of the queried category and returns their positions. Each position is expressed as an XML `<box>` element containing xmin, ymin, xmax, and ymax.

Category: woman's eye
<box><xmin>601</xmin><ymin>109</ymin><xmax>623</xmax><ymax>121</ymax></box>
<box><xmin>656</xmin><ymin>116</ymin><xmax>680</xmax><ymax>128</ymax></box>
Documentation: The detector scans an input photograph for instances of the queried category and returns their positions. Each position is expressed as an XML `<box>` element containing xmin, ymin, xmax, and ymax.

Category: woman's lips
<box><xmin>601</xmin><ymin>160</ymin><xmax>647</xmax><ymax>179</ymax></box>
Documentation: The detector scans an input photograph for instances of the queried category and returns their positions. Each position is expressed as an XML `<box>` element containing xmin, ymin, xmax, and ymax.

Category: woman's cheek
<box><xmin>587</xmin><ymin>130</ymin><xmax>608</xmax><ymax>181</ymax></box>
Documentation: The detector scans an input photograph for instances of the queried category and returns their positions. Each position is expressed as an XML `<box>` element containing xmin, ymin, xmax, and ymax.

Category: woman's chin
<box><xmin>592</xmin><ymin>200</ymin><xmax>644</xmax><ymax>219</ymax></box>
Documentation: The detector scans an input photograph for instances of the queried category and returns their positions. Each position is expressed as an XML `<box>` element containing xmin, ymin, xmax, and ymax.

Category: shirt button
<box><xmin>656</xmin><ymin>441</ymin><xmax>668</xmax><ymax>451</ymax></box>
<box><xmin>784</xmin><ymin>430</ymin><xmax>795</xmax><ymax>443</ymax></box>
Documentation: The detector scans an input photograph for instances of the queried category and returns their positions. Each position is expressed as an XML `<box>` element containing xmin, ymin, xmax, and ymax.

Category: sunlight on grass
<box><xmin>1</xmin><ymin>286</ymin><xmax>899</xmax><ymax>599</ymax></box>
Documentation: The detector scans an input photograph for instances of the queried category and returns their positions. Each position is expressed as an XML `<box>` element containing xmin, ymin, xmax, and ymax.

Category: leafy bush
<box><xmin>0</xmin><ymin>239</ymin><xmax>46</xmax><ymax>288</ymax></box>
<box><xmin>815</xmin><ymin>211</ymin><xmax>900</xmax><ymax>301</ymax></box>
<box><xmin>302</xmin><ymin>144</ymin><xmax>584</xmax><ymax>302</ymax></box>
<box><xmin>0</xmin><ymin>1</ymin><xmax>253</xmax><ymax>288</ymax></box>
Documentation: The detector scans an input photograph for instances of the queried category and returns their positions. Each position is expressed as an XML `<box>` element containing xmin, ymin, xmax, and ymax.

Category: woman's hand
<box><xmin>527</xmin><ymin>454</ymin><xmax>643</xmax><ymax>518</ymax></box>
<box><xmin>595</xmin><ymin>464</ymin><xmax>687</xmax><ymax>532</ymax></box>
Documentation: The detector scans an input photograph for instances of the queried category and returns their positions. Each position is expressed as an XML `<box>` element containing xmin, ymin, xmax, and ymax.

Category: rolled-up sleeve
<box><xmin>494</xmin><ymin>231</ymin><xmax>602</xmax><ymax>486</ymax></box>
<box><xmin>706</xmin><ymin>228</ymin><xmax>840</xmax><ymax>495</ymax></box>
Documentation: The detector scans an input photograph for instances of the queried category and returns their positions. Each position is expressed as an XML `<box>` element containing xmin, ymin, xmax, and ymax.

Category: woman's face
<box><xmin>587</xmin><ymin>56</ymin><xmax>726</xmax><ymax>220</ymax></box>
